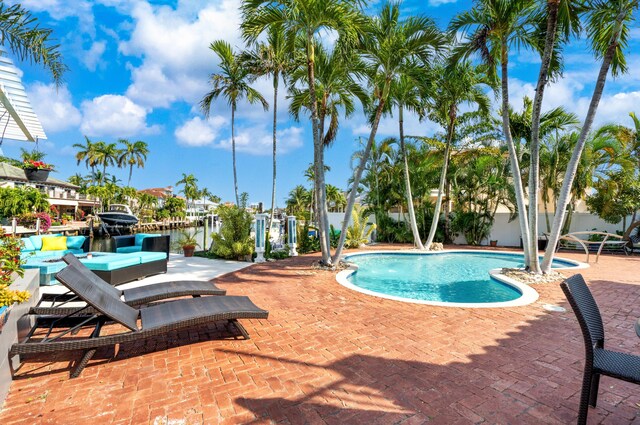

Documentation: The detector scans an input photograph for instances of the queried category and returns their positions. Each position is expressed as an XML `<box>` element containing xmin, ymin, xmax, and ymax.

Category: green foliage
<box><xmin>297</xmin><ymin>222</ymin><xmax>320</xmax><ymax>254</ymax></box>
<box><xmin>329</xmin><ymin>225</ymin><xmax>340</xmax><ymax>249</ymax></box>
<box><xmin>0</xmin><ymin>186</ymin><xmax>50</xmax><ymax>219</ymax></box>
<box><xmin>586</xmin><ymin>170</ymin><xmax>640</xmax><ymax>225</ymax></box>
<box><xmin>172</xmin><ymin>229</ymin><xmax>201</xmax><ymax>249</ymax></box>
<box><xmin>450</xmin><ymin>210</ymin><xmax>493</xmax><ymax>246</ymax></box>
<box><xmin>376</xmin><ymin>214</ymin><xmax>413</xmax><ymax>243</ymax></box>
<box><xmin>345</xmin><ymin>205</ymin><xmax>376</xmax><ymax>249</ymax></box>
<box><xmin>0</xmin><ymin>235</ymin><xmax>28</xmax><ymax>308</ymax></box>
<box><xmin>157</xmin><ymin>197</ymin><xmax>186</xmax><ymax>219</ymax></box>
<box><xmin>210</xmin><ymin>203</ymin><xmax>254</xmax><ymax>260</ymax></box>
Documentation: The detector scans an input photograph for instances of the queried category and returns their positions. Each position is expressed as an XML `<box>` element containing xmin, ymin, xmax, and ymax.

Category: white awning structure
<box><xmin>0</xmin><ymin>49</ymin><xmax>46</xmax><ymax>142</ymax></box>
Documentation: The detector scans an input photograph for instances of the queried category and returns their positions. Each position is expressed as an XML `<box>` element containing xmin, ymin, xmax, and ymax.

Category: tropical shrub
<box><xmin>0</xmin><ymin>235</ymin><xmax>29</xmax><ymax>308</ymax></box>
<box><xmin>0</xmin><ymin>186</ymin><xmax>49</xmax><ymax>219</ymax></box>
<box><xmin>297</xmin><ymin>222</ymin><xmax>320</xmax><ymax>254</ymax></box>
<box><xmin>450</xmin><ymin>210</ymin><xmax>493</xmax><ymax>246</ymax></box>
<box><xmin>376</xmin><ymin>214</ymin><xmax>412</xmax><ymax>243</ymax></box>
<box><xmin>17</xmin><ymin>212</ymin><xmax>52</xmax><ymax>232</ymax></box>
<box><xmin>345</xmin><ymin>205</ymin><xmax>376</xmax><ymax>249</ymax></box>
<box><xmin>210</xmin><ymin>203</ymin><xmax>254</xmax><ymax>260</ymax></box>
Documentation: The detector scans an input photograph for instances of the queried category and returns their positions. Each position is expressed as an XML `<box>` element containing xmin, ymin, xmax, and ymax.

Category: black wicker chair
<box><xmin>560</xmin><ymin>274</ymin><xmax>640</xmax><ymax>425</ymax></box>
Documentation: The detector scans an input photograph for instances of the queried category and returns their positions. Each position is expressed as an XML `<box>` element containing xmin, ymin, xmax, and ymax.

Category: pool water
<box><xmin>345</xmin><ymin>252</ymin><xmax>576</xmax><ymax>304</ymax></box>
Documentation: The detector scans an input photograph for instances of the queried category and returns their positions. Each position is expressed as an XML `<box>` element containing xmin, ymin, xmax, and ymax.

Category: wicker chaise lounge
<box><xmin>31</xmin><ymin>254</ymin><xmax>227</xmax><ymax>315</ymax></box>
<box><xmin>11</xmin><ymin>262</ymin><xmax>269</xmax><ymax>378</ymax></box>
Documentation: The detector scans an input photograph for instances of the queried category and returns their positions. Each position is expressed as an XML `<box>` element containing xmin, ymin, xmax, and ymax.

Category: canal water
<box><xmin>91</xmin><ymin>226</ymin><xmax>209</xmax><ymax>253</ymax></box>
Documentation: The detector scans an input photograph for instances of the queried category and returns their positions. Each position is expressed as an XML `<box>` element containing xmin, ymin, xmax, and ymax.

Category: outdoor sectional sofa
<box><xmin>20</xmin><ymin>234</ymin><xmax>90</xmax><ymax>260</ymax></box>
<box><xmin>114</xmin><ymin>233</ymin><xmax>170</xmax><ymax>258</ymax></box>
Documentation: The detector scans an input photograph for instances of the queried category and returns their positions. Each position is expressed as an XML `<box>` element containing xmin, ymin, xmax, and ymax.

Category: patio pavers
<box><xmin>1</xmin><ymin>246</ymin><xmax>639</xmax><ymax>424</ymax></box>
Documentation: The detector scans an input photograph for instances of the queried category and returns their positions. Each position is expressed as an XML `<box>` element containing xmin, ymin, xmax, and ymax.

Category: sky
<box><xmin>2</xmin><ymin>0</ymin><xmax>640</xmax><ymax>207</ymax></box>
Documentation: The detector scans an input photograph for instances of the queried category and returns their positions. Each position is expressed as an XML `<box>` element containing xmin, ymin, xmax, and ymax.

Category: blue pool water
<box><xmin>345</xmin><ymin>252</ymin><xmax>577</xmax><ymax>304</ymax></box>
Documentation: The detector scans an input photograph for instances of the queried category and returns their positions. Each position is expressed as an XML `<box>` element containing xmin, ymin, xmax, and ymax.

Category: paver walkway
<box><xmin>1</xmin><ymin>246</ymin><xmax>639</xmax><ymax>424</ymax></box>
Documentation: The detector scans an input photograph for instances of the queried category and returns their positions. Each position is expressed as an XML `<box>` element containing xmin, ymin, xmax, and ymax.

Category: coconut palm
<box><xmin>424</xmin><ymin>60</ymin><xmax>492</xmax><ymax>250</ymax></box>
<box><xmin>242</xmin><ymin>25</ymin><xmax>291</xmax><ymax>227</ymax></box>
<box><xmin>594</xmin><ymin>112</ymin><xmax>640</xmax><ymax>174</ymax></box>
<box><xmin>242</xmin><ymin>0</ymin><xmax>366</xmax><ymax>266</ymax></box>
<box><xmin>450</xmin><ymin>0</ymin><xmax>539</xmax><ymax>266</ymax></box>
<box><xmin>176</xmin><ymin>173</ymin><xmax>199</xmax><ymax>214</ymax></box>
<box><xmin>333</xmin><ymin>2</ymin><xmax>446</xmax><ymax>264</ymax></box>
<box><xmin>286</xmin><ymin>185</ymin><xmax>312</xmax><ymax>217</ymax></box>
<box><xmin>73</xmin><ymin>136</ymin><xmax>100</xmax><ymax>175</ymax></box>
<box><xmin>0</xmin><ymin>3</ymin><xmax>67</xmax><ymax>85</ymax></box>
<box><xmin>117</xmin><ymin>139</ymin><xmax>149</xmax><ymax>187</ymax></box>
<box><xmin>200</xmin><ymin>40</ymin><xmax>268</xmax><ymax>205</ymax></box>
<box><xmin>541</xmin><ymin>0</ymin><xmax>639</xmax><ymax>273</ymax></box>
<box><xmin>93</xmin><ymin>141</ymin><xmax>120</xmax><ymax>186</ymax></box>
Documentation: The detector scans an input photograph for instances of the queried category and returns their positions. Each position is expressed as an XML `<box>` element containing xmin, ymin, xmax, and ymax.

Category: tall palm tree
<box><xmin>450</xmin><ymin>0</ymin><xmax>539</xmax><ymax>265</ymax></box>
<box><xmin>73</xmin><ymin>136</ymin><xmax>100</xmax><ymax>176</ymax></box>
<box><xmin>176</xmin><ymin>173</ymin><xmax>199</xmax><ymax>214</ymax></box>
<box><xmin>595</xmin><ymin>111</ymin><xmax>640</xmax><ymax>174</ymax></box>
<box><xmin>424</xmin><ymin>60</ymin><xmax>492</xmax><ymax>250</ymax></box>
<box><xmin>541</xmin><ymin>0</ymin><xmax>639</xmax><ymax>273</ymax></box>
<box><xmin>117</xmin><ymin>139</ymin><xmax>149</xmax><ymax>187</ymax></box>
<box><xmin>93</xmin><ymin>141</ymin><xmax>120</xmax><ymax>186</ymax></box>
<box><xmin>200</xmin><ymin>40</ymin><xmax>268</xmax><ymax>205</ymax></box>
<box><xmin>0</xmin><ymin>3</ymin><xmax>67</xmax><ymax>85</ymax></box>
<box><xmin>286</xmin><ymin>184</ymin><xmax>312</xmax><ymax>217</ymax></box>
<box><xmin>242</xmin><ymin>25</ymin><xmax>291</xmax><ymax>228</ymax></box>
<box><xmin>242</xmin><ymin>0</ymin><xmax>366</xmax><ymax>266</ymax></box>
<box><xmin>333</xmin><ymin>2</ymin><xmax>445</xmax><ymax>264</ymax></box>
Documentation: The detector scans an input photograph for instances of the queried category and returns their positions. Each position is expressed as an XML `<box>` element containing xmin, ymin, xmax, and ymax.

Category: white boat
<box><xmin>98</xmin><ymin>204</ymin><xmax>139</xmax><ymax>226</ymax></box>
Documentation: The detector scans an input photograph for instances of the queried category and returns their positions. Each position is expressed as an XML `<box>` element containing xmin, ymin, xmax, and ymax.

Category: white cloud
<box><xmin>216</xmin><ymin>126</ymin><xmax>304</xmax><ymax>156</ymax></box>
<box><xmin>13</xmin><ymin>0</ymin><xmax>96</xmax><ymax>36</ymax></box>
<box><xmin>428</xmin><ymin>0</ymin><xmax>458</xmax><ymax>5</ymax></box>
<box><xmin>80</xmin><ymin>94</ymin><xmax>158</xmax><ymax>137</ymax></box>
<box><xmin>175</xmin><ymin>116</ymin><xmax>227</xmax><ymax>147</ymax></box>
<box><xmin>350</xmin><ymin>109</ymin><xmax>439</xmax><ymax>138</ymax></box>
<box><xmin>118</xmin><ymin>0</ymin><xmax>243</xmax><ymax>109</ymax></box>
<box><xmin>80</xmin><ymin>40</ymin><xmax>107</xmax><ymax>71</ymax></box>
<box><xmin>27</xmin><ymin>83</ymin><xmax>82</xmax><ymax>133</ymax></box>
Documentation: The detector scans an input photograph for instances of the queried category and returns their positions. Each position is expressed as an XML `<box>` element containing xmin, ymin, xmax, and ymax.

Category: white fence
<box><xmin>326</xmin><ymin>211</ymin><xmax>633</xmax><ymax>247</ymax></box>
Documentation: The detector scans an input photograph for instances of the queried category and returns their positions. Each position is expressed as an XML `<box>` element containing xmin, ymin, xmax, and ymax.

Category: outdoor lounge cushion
<box><xmin>41</xmin><ymin>236</ymin><xmax>68</xmax><ymax>251</ymax></box>
<box><xmin>135</xmin><ymin>233</ymin><xmax>160</xmax><ymax>246</ymax></box>
<box><xmin>66</xmin><ymin>236</ymin><xmax>86</xmax><ymax>250</ymax></box>
<box><xmin>20</xmin><ymin>238</ymin><xmax>36</xmax><ymax>252</ymax></box>
<box><xmin>133</xmin><ymin>251</ymin><xmax>167</xmax><ymax>263</ymax></box>
<box><xmin>28</xmin><ymin>234</ymin><xmax>62</xmax><ymax>250</ymax></box>
<box><xmin>81</xmin><ymin>254</ymin><xmax>140</xmax><ymax>271</ymax></box>
<box><xmin>117</xmin><ymin>245</ymin><xmax>142</xmax><ymax>254</ymax></box>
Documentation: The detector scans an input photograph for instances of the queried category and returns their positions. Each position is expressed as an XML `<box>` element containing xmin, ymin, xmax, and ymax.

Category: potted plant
<box><xmin>173</xmin><ymin>230</ymin><xmax>200</xmax><ymax>257</ymax></box>
<box><xmin>61</xmin><ymin>213</ymin><xmax>73</xmax><ymax>225</ymax></box>
<box><xmin>21</xmin><ymin>159</ymin><xmax>54</xmax><ymax>182</ymax></box>
<box><xmin>490</xmin><ymin>240</ymin><xmax>498</xmax><ymax>247</ymax></box>
<box><xmin>0</xmin><ymin>235</ymin><xmax>29</xmax><ymax>331</ymax></box>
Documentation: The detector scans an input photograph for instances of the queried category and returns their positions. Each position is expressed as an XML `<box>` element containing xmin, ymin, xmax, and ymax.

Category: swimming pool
<box><xmin>336</xmin><ymin>250</ymin><xmax>585</xmax><ymax>308</ymax></box>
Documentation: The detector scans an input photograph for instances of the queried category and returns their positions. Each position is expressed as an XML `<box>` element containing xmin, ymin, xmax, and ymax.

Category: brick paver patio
<box><xmin>1</xmin><ymin>246</ymin><xmax>639</xmax><ymax>424</ymax></box>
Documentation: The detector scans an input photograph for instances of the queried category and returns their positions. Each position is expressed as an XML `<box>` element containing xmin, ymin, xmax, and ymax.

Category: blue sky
<box><xmin>3</xmin><ymin>0</ymin><xmax>640</xmax><ymax>207</ymax></box>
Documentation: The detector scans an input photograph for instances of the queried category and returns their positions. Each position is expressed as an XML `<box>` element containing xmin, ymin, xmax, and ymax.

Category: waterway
<box><xmin>91</xmin><ymin>226</ymin><xmax>209</xmax><ymax>253</ymax></box>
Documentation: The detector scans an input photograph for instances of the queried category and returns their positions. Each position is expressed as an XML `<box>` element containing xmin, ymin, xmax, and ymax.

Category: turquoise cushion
<box><xmin>81</xmin><ymin>255</ymin><xmax>140</xmax><ymax>271</ymax></box>
<box><xmin>21</xmin><ymin>238</ymin><xmax>36</xmax><ymax>252</ymax></box>
<box><xmin>28</xmin><ymin>234</ymin><xmax>62</xmax><ymax>251</ymax></box>
<box><xmin>134</xmin><ymin>233</ymin><xmax>159</xmax><ymax>246</ymax></box>
<box><xmin>117</xmin><ymin>246</ymin><xmax>142</xmax><ymax>254</ymax></box>
<box><xmin>135</xmin><ymin>251</ymin><xmax>166</xmax><ymax>263</ymax></box>
<box><xmin>66</xmin><ymin>236</ymin><xmax>86</xmax><ymax>250</ymax></box>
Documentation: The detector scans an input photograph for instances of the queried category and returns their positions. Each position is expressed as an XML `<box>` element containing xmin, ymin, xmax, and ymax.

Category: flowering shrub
<box><xmin>22</xmin><ymin>159</ymin><xmax>54</xmax><ymax>170</ymax></box>
<box><xmin>0</xmin><ymin>235</ymin><xmax>29</xmax><ymax>308</ymax></box>
<box><xmin>17</xmin><ymin>212</ymin><xmax>52</xmax><ymax>232</ymax></box>
<box><xmin>75</xmin><ymin>209</ymin><xmax>85</xmax><ymax>221</ymax></box>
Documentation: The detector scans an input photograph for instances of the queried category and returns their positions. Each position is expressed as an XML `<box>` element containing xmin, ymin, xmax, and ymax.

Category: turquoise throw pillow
<box><xmin>21</xmin><ymin>238</ymin><xmax>36</xmax><ymax>252</ymax></box>
<box><xmin>135</xmin><ymin>233</ymin><xmax>159</xmax><ymax>246</ymax></box>
<box><xmin>66</xmin><ymin>236</ymin><xmax>86</xmax><ymax>250</ymax></box>
<box><xmin>29</xmin><ymin>234</ymin><xmax>62</xmax><ymax>251</ymax></box>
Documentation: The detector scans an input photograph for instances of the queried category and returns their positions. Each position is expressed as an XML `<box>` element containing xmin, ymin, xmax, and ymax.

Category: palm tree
<box><xmin>242</xmin><ymin>0</ymin><xmax>366</xmax><ymax>266</ymax></box>
<box><xmin>200</xmin><ymin>40</ymin><xmax>268</xmax><ymax>205</ymax></box>
<box><xmin>541</xmin><ymin>0</ymin><xmax>639</xmax><ymax>273</ymax></box>
<box><xmin>424</xmin><ymin>60</ymin><xmax>492</xmax><ymax>250</ymax></box>
<box><xmin>117</xmin><ymin>139</ymin><xmax>149</xmax><ymax>186</ymax></box>
<box><xmin>333</xmin><ymin>3</ymin><xmax>445</xmax><ymax>264</ymax></box>
<box><xmin>388</xmin><ymin>74</ymin><xmax>426</xmax><ymax>249</ymax></box>
<box><xmin>286</xmin><ymin>185</ymin><xmax>312</xmax><ymax>217</ymax></box>
<box><xmin>93</xmin><ymin>141</ymin><xmax>120</xmax><ymax>186</ymax></box>
<box><xmin>0</xmin><ymin>3</ymin><xmax>67</xmax><ymax>85</ymax></box>
<box><xmin>595</xmin><ymin>112</ymin><xmax>640</xmax><ymax>174</ymax></box>
<box><xmin>242</xmin><ymin>25</ymin><xmax>291</xmax><ymax>228</ymax></box>
<box><xmin>176</xmin><ymin>173</ymin><xmax>199</xmax><ymax>214</ymax></box>
<box><xmin>73</xmin><ymin>136</ymin><xmax>100</xmax><ymax>176</ymax></box>
<box><xmin>450</xmin><ymin>0</ymin><xmax>538</xmax><ymax>266</ymax></box>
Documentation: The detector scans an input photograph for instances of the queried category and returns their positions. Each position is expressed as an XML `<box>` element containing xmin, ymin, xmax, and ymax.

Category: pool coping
<box><xmin>335</xmin><ymin>249</ymin><xmax>589</xmax><ymax>308</ymax></box>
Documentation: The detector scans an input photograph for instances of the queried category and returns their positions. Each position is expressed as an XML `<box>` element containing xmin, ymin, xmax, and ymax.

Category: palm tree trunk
<box><xmin>231</xmin><ymin>104</ymin><xmax>240</xmax><ymax>205</ymax></box>
<box><xmin>425</xmin><ymin>107</ymin><xmax>455</xmax><ymax>249</ymax></box>
<box><xmin>306</xmin><ymin>34</ymin><xmax>331</xmax><ymax>266</ymax></box>
<box><xmin>500</xmin><ymin>42</ymin><xmax>531</xmax><ymax>265</ymax></box>
<box><xmin>527</xmin><ymin>0</ymin><xmax>560</xmax><ymax>273</ymax></box>
<box><xmin>333</xmin><ymin>91</ymin><xmax>388</xmax><ymax>264</ymax></box>
<box><xmin>128</xmin><ymin>164</ymin><xmax>133</xmax><ymax>187</ymax></box>
<box><xmin>399</xmin><ymin>105</ymin><xmax>424</xmax><ymax>249</ymax></box>
<box><xmin>269</xmin><ymin>72</ymin><xmax>279</xmax><ymax>229</ymax></box>
<box><xmin>541</xmin><ymin>18</ymin><xmax>623</xmax><ymax>273</ymax></box>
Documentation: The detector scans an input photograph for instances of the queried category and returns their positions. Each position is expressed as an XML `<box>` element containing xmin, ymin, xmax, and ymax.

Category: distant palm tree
<box><xmin>242</xmin><ymin>25</ymin><xmax>291</xmax><ymax>227</ymax></box>
<box><xmin>286</xmin><ymin>185</ymin><xmax>311</xmax><ymax>217</ymax></box>
<box><xmin>93</xmin><ymin>141</ymin><xmax>120</xmax><ymax>186</ymax></box>
<box><xmin>200</xmin><ymin>40</ymin><xmax>268</xmax><ymax>205</ymax></box>
<box><xmin>176</xmin><ymin>173</ymin><xmax>198</xmax><ymax>213</ymax></box>
<box><xmin>117</xmin><ymin>139</ymin><xmax>149</xmax><ymax>186</ymax></box>
<box><xmin>73</xmin><ymin>136</ymin><xmax>99</xmax><ymax>176</ymax></box>
<box><xmin>0</xmin><ymin>3</ymin><xmax>67</xmax><ymax>85</ymax></box>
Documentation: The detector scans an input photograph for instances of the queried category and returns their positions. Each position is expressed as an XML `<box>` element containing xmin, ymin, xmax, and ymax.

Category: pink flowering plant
<box><xmin>22</xmin><ymin>159</ymin><xmax>54</xmax><ymax>171</ymax></box>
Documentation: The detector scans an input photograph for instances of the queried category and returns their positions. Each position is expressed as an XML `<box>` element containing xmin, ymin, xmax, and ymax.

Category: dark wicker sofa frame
<box><xmin>31</xmin><ymin>254</ymin><xmax>227</xmax><ymax>316</ymax></box>
<box><xmin>560</xmin><ymin>274</ymin><xmax>640</xmax><ymax>425</ymax></box>
<box><xmin>11</xmin><ymin>262</ymin><xmax>268</xmax><ymax>378</ymax></box>
<box><xmin>113</xmin><ymin>234</ymin><xmax>170</xmax><ymax>258</ymax></box>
